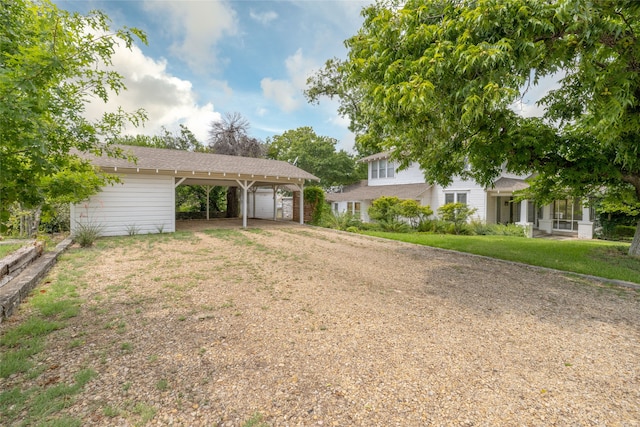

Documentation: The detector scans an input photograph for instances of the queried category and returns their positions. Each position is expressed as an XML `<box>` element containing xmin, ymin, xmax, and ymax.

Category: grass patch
<box><xmin>243</xmin><ymin>412</ymin><xmax>270</xmax><ymax>427</ymax></box>
<box><xmin>0</xmin><ymin>246</ymin><xmax>97</xmax><ymax>424</ymax></box>
<box><xmin>363</xmin><ymin>232</ymin><xmax>640</xmax><ymax>284</ymax></box>
<box><xmin>0</xmin><ymin>243</ymin><xmax>23</xmax><ymax>258</ymax></box>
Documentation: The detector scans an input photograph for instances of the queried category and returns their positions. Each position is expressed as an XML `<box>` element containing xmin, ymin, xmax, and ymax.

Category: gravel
<box><xmin>1</xmin><ymin>221</ymin><xmax>639</xmax><ymax>426</ymax></box>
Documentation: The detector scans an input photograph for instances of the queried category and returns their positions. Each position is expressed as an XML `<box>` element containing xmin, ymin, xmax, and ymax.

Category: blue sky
<box><xmin>56</xmin><ymin>0</ymin><xmax>372</xmax><ymax>151</ymax></box>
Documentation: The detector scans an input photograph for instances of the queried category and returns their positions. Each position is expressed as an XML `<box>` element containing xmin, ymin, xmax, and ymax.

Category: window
<box><xmin>370</xmin><ymin>159</ymin><xmax>395</xmax><ymax>180</ymax></box>
<box><xmin>333</xmin><ymin>203</ymin><xmax>338</xmax><ymax>213</ymax></box>
<box><xmin>346</xmin><ymin>201</ymin><xmax>361</xmax><ymax>218</ymax></box>
<box><xmin>445</xmin><ymin>192</ymin><xmax>468</xmax><ymax>205</ymax></box>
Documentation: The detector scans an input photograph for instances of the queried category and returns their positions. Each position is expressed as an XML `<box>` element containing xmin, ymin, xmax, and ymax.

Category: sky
<box><xmin>56</xmin><ymin>0</ymin><xmax>372</xmax><ymax>152</ymax></box>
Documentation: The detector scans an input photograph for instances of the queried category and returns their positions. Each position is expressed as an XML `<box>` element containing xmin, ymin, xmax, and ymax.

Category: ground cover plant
<box><xmin>0</xmin><ymin>243</ymin><xmax>22</xmax><ymax>258</ymax></box>
<box><xmin>362</xmin><ymin>231</ymin><xmax>640</xmax><ymax>284</ymax></box>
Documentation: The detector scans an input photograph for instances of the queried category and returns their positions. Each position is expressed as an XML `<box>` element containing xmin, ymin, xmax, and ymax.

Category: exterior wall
<box><xmin>246</xmin><ymin>188</ymin><xmax>277</xmax><ymax>219</ymax></box>
<box><xmin>432</xmin><ymin>177</ymin><xmax>487</xmax><ymax>221</ymax></box>
<box><xmin>368</xmin><ymin>161</ymin><xmax>425</xmax><ymax>186</ymax></box>
<box><xmin>70</xmin><ymin>174</ymin><xmax>175</xmax><ymax>237</ymax></box>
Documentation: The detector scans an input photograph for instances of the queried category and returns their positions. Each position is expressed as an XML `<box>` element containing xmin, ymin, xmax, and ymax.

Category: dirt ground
<box><xmin>2</xmin><ymin>220</ymin><xmax>639</xmax><ymax>426</ymax></box>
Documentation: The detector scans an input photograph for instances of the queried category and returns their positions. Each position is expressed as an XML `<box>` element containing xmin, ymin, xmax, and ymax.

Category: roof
<box><xmin>487</xmin><ymin>177</ymin><xmax>529</xmax><ymax>193</ymax></box>
<box><xmin>78</xmin><ymin>145</ymin><xmax>319</xmax><ymax>187</ymax></box>
<box><xmin>358</xmin><ymin>151</ymin><xmax>392</xmax><ymax>163</ymax></box>
<box><xmin>325</xmin><ymin>180</ymin><xmax>432</xmax><ymax>202</ymax></box>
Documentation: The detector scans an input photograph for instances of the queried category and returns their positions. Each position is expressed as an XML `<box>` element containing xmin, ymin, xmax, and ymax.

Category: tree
<box><xmin>0</xmin><ymin>0</ymin><xmax>146</xmax><ymax>231</ymax></box>
<box><xmin>208</xmin><ymin>113</ymin><xmax>265</xmax><ymax>218</ymax></box>
<box><xmin>266</xmin><ymin>127</ymin><xmax>363</xmax><ymax>188</ymax></box>
<box><xmin>310</xmin><ymin>0</ymin><xmax>640</xmax><ymax>256</ymax></box>
<box><xmin>117</xmin><ymin>127</ymin><xmax>224</xmax><ymax>216</ymax></box>
<box><xmin>438</xmin><ymin>203</ymin><xmax>478</xmax><ymax>235</ymax></box>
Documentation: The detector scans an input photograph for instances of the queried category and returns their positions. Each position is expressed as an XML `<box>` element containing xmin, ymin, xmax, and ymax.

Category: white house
<box><xmin>71</xmin><ymin>145</ymin><xmax>319</xmax><ymax>236</ymax></box>
<box><xmin>326</xmin><ymin>152</ymin><xmax>594</xmax><ymax>238</ymax></box>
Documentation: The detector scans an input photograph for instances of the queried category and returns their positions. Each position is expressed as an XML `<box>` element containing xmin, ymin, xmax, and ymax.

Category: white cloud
<box><xmin>249</xmin><ymin>9</ymin><xmax>278</xmax><ymax>25</ymax></box>
<box><xmin>143</xmin><ymin>0</ymin><xmax>238</xmax><ymax>74</ymax></box>
<box><xmin>83</xmin><ymin>42</ymin><xmax>221</xmax><ymax>143</ymax></box>
<box><xmin>261</xmin><ymin>49</ymin><xmax>318</xmax><ymax>112</ymax></box>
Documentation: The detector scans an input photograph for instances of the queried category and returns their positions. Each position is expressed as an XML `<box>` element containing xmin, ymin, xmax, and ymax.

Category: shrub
<box><xmin>398</xmin><ymin>199</ymin><xmax>433</xmax><ymax>228</ymax></box>
<box><xmin>378</xmin><ymin>219</ymin><xmax>411</xmax><ymax>233</ymax></box>
<box><xmin>321</xmin><ymin>211</ymin><xmax>362</xmax><ymax>231</ymax></box>
<box><xmin>368</xmin><ymin>196</ymin><xmax>402</xmax><ymax>223</ymax></box>
<box><xmin>437</xmin><ymin>203</ymin><xmax>477</xmax><ymax>235</ymax></box>
<box><xmin>470</xmin><ymin>220</ymin><xmax>526</xmax><ymax>237</ymax></box>
<box><xmin>73</xmin><ymin>223</ymin><xmax>103</xmax><ymax>247</ymax></box>
<box><xmin>304</xmin><ymin>187</ymin><xmax>325</xmax><ymax>225</ymax></box>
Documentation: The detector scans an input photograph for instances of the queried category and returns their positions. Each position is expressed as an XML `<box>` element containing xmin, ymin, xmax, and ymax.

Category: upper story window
<box><xmin>371</xmin><ymin>159</ymin><xmax>395</xmax><ymax>180</ymax></box>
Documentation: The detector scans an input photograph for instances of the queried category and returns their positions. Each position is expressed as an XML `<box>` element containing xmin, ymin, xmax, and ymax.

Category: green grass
<box><xmin>363</xmin><ymin>232</ymin><xmax>640</xmax><ymax>284</ymax></box>
<box><xmin>0</xmin><ymin>247</ymin><xmax>97</xmax><ymax>425</ymax></box>
<box><xmin>0</xmin><ymin>243</ymin><xmax>23</xmax><ymax>258</ymax></box>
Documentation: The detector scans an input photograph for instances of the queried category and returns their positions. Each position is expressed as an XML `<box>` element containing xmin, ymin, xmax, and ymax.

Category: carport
<box><xmin>72</xmin><ymin>145</ymin><xmax>319</xmax><ymax>236</ymax></box>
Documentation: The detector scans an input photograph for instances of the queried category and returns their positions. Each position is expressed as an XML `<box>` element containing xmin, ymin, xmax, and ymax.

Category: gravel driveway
<box><xmin>2</xmin><ymin>222</ymin><xmax>639</xmax><ymax>426</ymax></box>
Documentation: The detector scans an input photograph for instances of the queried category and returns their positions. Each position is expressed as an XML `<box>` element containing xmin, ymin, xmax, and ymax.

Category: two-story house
<box><xmin>326</xmin><ymin>152</ymin><xmax>595</xmax><ymax>239</ymax></box>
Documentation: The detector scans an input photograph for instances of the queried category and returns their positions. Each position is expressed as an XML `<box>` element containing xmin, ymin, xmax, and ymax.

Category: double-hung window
<box><xmin>371</xmin><ymin>159</ymin><xmax>395</xmax><ymax>180</ymax></box>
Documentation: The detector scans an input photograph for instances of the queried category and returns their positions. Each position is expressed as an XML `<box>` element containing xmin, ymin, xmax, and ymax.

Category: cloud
<box><xmin>83</xmin><ymin>41</ymin><xmax>221</xmax><ymax>143</ymax></box>
<box><xmin>249</xmin><ymin>9</ymin><xmax>278</xmax><ymax>25</ymax></box>
<box><xmin>143</xmin><ymin>0</ymin><xmax>238</xmax><ymax>74</ymax></box>
<box><xmin>260</xmin><ymin>49</ymin><xmax>318</xmax><ymax>112</ymax></box>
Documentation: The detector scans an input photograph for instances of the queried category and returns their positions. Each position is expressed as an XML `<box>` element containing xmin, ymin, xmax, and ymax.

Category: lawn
<box><xmin>362</xmin><ymin>232</ymin><xmax>640</xmax><ymax>284</ymax></box>
<box><xmin>0</xmin><ymin>244</ymin><xmax>23</xmax><ymax>258</ymax></box>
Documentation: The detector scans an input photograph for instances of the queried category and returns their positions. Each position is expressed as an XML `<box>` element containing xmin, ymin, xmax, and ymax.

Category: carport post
<box><xmin>272</xmin><ymin>185</ymin><xmax>278</xmax><ymax>221</ymax></box>
<box><xmin>242</xmin><ymin>181</ymin><xmax>248</xmax><ymax>228</ymax></box>
<box><xmin>236</xmin><ymin>179</ymin><xmax>255</xmax><ymax>229</ymax></box>
<box><xmin>299</xmin><ymin>183</ymin><xmax>304</xmax><ymax>225</ymax></box>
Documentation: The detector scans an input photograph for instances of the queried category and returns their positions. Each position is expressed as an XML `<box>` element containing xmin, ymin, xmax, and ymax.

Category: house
<box><xmin>326</xmin><ymin>152</ymin><xmax>594</xmax><ymax>238</ymax></box>
<box><xmin>71</xmin><ymin>145</ymin><xmax>319</xmax><ymax>236</ymax></box>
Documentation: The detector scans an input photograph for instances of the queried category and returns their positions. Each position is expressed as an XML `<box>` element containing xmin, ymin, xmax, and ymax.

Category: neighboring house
<box><xmin>71</xmin><ymin>145</ymin><xmax>319</xmax><ymax>236</ymax></box>
<box><xmin>326</xmin><ymin>152</ymin><xmax>594</xmax><ymax>239</ymax></box>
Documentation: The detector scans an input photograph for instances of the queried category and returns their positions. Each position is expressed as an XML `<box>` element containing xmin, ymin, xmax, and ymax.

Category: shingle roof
<box><xmin>325</xmin><ymin>180</ymin><xmax>431</xmax><ymax>202</ymax></box>
<box><xmin>358</xmin><ymin>151</ymin><xmax>392</xmax><ymax>163</ymax></box>
<box><xmin>78</xmin><ymin>145</ymin><xmax>319</xmax><ymax>184</ymax></box>
<box><xmin>487</xmin><ymin>177</ymin><xmax>529</xmax><ymax>193</ymax></box>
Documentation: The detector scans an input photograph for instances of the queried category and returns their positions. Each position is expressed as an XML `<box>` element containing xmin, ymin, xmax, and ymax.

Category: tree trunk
<box><xmin>226</xmin><ymin>187</ymin><xmax>239</xmax><ymax>218</ymax></box>
<box><xmin>629</xmin><ymin>218</ymin><xmax>640</xmax><ymax>257</ymax></box>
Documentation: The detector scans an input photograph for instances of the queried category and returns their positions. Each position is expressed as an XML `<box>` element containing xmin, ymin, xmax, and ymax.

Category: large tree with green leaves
<box><xmin>266</xmin><ymin>127</ymin><xmax>363</xmax><ymax>188</ymax></box>
<box><xmin>308</xmin><ymin>0</ymin><xmax>640</xmax><ymax>255</ymax></box>
<box><xmin>0</xmin><ymin>0</ymin><xmax>146</xmax><ymax>231</ymax></box>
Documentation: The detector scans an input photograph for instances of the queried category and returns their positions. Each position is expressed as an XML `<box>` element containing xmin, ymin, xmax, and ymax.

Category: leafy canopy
<box><xmin>266</xmin><ymin>127</ymin><xmax>364</xmax><ymax>188</ymax></box>
<box><xmin>309</xmin><ymin>0</ymin><xmax>640</xmax><ymax>254</ymax></box>
<box><xmin>0</xmin><ymin>0</ymin><xmax>147</xmax><ymax>223</ymax></box>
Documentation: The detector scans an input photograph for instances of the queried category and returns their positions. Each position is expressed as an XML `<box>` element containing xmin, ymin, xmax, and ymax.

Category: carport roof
<box><xmin>79</xmin><ymin>145</ymin><xmax>320</xmax><ymax>187</ymax></box>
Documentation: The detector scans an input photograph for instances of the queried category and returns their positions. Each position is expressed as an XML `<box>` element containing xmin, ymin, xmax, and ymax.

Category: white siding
<box><xmin>433</xmin><ymin>176</ymin><xmax>488</xmax><ymax>221</ymax></box>
<box><xmin>246</xmin><ymin>188</ymin><xmax>277</xmax><ymax>219</ymax></box>
<box><xmin>70</xmin><ymin>174</ymin><xmax>175</xmax><ymax>237</ymax></box>
<box><xmin>368</xmin><ymin>161</ymin><xmax>425</xmax><ymax>186</ymax></box>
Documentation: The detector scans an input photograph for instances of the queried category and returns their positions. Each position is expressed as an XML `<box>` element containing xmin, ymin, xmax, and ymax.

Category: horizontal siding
<box><xmin>71</xmin><ymin>174</ymin><xmax>175</xmax><ymax>237</ymax></box>
<box><xmin>369</xmin><ymin>162</ymin><xmax>425</xmax><ymax>186</ymax></box>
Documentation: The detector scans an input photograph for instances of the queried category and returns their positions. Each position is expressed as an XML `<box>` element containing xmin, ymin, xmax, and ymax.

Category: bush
<box><xmin>469</xmin><ymin>220</ymin><xmax>526</xmax><ymax>237</ymax></box>
<box><xmin>320</xmin><ymin>211</ymin><xmax>362</xmax><ymax>231</ymax></box>
<box><xmin>304</xmin><ymin>187</ymin><xmax>325</xmax><ymax>225</ymax></box>
<box><xmin>614</xmin><ymin>225</ymin><xmax>637</xmax><ymax>239</ymax></box>
<box><xmin>73</xmin><ymin>223</ymin><xmax>103</xmax><ymax>247</ymax></box>
<box><xmin>437</xmin><ymin>203</ymin><xmax>477</xmax><ymax>235</ymax></box>
<box><xmin>378</xmin><ymin>219</ymin><xmax>411</xmax><ymax>233</ymax></box>
<box><xmin>369</xmin><ymin>196</ymin><xmax>432</xmax><ymax>230</ymax></box>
